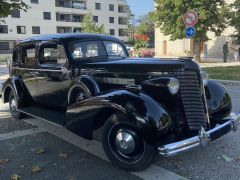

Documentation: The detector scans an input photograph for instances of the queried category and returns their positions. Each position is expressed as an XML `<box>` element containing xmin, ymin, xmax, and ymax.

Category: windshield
<box><xmin>69</xmin><ymin>40</ymin><xmax>127</xmax><ymax>61</ymax></box>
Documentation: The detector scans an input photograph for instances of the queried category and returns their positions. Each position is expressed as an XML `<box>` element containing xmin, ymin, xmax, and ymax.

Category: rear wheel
<box><xmin>9</xmin><ymin>91</ymin><xmax>25</xmax><ymax>120</ymax></box>
<box><xmin>102</xmin><ymin>113</ymin><xmax>158</xmax><ymax>171</ymax></box>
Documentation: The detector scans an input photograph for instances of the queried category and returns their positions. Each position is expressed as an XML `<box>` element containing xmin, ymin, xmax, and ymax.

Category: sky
<box><xmin>127</xmin><ymin>0</ymin><xmax>154</xmax><ymax>17</ymax></box>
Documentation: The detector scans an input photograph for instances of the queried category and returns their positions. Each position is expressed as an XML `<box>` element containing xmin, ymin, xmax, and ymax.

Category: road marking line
<box><xmin>24</xmin><ymin>118</ymin><xmax>187</xmax><ymax>180</ymax></box>
<box><xmin>0</xmin><ymin>128</ymin><xmax>44</xmax><ymax>141</ymax></box>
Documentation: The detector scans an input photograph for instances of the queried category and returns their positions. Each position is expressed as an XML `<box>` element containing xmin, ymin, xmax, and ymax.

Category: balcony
<box><xmin>56</xmin><ymin>13</ymin><xmax>84</xmax><ymax>23</ymax></box>
<box><xmin>118</xmin><ymin>5</ymin><xmax>128</xmax><ymax>13</ymax></box>
<box><xmin>55</xmin><ymin>0</ymin><xmax>87</xmax><ymax>10</ymax></box>
<box><xmin>118</xmin><ymin>17</ymin><xmax>127</xmax><ymax>25</ymax></box>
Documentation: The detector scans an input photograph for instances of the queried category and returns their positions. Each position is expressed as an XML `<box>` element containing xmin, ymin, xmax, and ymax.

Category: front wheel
<box><xmin>9</xmin><ymin>91</ymin><xmax>25</xmax><ymax>120</ymax></box>
<box><xmin>102</xmin><ymin>113</ymin><xmax>158</xmax><ymax>171</ymax></box>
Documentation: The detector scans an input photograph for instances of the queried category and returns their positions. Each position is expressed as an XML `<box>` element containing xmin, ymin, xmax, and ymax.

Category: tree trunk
<box><xmin>193</xmin><ymin>40</ymin><xmax>202</xmax><ymax>63</ymax></box>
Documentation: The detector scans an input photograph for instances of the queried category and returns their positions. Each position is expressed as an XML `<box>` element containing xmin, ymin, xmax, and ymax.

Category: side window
<box><xmin>70</xmin><ymin>41</ymin><xmax>106</xmax><ymax>60</ymax></box>
<box><xmin>21</xmin><ymin>45</ymin><xmax>36</xmax><ymax>67</ymax></box>
<box><xmin>40</xmin><ymin>43</ymin><xmax>67</xmax><ymax>65</ymax></box>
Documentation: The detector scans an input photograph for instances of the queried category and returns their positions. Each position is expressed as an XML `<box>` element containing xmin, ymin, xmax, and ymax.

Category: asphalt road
<box><xmin>0</xmin><ymin>105</ymin><xmax>142</xmax><ymax>180</ymax></box>
<box><xmin>0</xmin><ymin>84</ymin><xmax>239</xmax><ymax>180</ymax></box>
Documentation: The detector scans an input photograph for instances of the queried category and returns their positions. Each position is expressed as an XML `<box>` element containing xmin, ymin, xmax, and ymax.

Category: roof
<box><xmin>21</xmin><ymin>33</ymin><xmax>123</xmax><ymax>43</ymax></box>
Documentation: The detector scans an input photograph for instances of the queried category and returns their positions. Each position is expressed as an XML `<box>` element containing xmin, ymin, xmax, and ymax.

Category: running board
<box><xmin>19</xmin><ymin>106</ymin><xmax>65</xmax><ymax>126</ymax></box>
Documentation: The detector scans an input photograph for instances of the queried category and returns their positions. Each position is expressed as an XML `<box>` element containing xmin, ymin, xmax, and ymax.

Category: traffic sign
<box><xmin>185</xmin><ymin>27</ymin><xmax>196</xmax><ymax>38</ymax></box>
<box><xmin>183</xmin><ymin>10</ymin><xmax>199</xmax><ymax>27</ymax></box>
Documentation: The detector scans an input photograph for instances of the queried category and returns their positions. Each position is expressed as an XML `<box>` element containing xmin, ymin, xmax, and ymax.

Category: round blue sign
<box><xmin>185</xmin><ymin>27</ymin><xmax>196</xmax><ymax>38</ymax></box>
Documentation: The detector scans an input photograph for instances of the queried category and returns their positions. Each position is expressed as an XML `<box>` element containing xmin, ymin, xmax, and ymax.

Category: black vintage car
<box><xmin>2</xmin><ymin>34</ymin><xmax>240</xmax><ymax>171</ymax></box>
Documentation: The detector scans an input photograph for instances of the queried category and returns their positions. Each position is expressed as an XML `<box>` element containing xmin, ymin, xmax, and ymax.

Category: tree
<box><xmin>154</xmin><ymin>0</ymin><xmax>230</xmax><ymax>62</ymax></box>
<box><xmin>0</xmin><ymin>0</ymin><xmax>28</xmax><ymax>23</ymax></box>
<box><xmin>230</xmin><ymin>0</ymin><xmax>240</xmax><ymax>44</ymax></box>
<box><xmin>81</xmin><ymin>13</ymin><xmax>106</xmax><ymax>34</ymax></box>
<box><xmin>136</xmin><ymin>12</ymin><xmax>155</xmax><ymax>46</ymax></box>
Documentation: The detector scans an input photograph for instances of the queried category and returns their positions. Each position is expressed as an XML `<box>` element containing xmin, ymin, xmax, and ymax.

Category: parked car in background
<box><xmin>2</xmin><ymin>33</ymin><xmax>240</xmax><ymax>171</ymax></box>
<box><xmin>125</xmin><ymin>44</ymin><xmax>134</xmax><ymax>51</ymax></box>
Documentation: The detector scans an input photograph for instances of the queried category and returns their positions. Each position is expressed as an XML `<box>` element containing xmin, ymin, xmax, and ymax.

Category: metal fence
<box><xmin>0</xmin><ymin>49</ymin><xmax>13</xmax><ymax>54</ymax></box>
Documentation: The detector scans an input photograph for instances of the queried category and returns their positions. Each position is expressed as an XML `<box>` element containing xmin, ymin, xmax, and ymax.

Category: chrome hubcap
<box><xmin>76</xmin><ymin>92</ymin><xmax>86</xmax><ymax>102</ymax></box>
<box><xmin>115</xmin><ymin>131</ymin><xmax>135</xmax><ymax>154</ymax></box>
<box><xmin>10</xmin><ymin>98</ymin><xmax>17</xmax><ymax>114</ymax></box>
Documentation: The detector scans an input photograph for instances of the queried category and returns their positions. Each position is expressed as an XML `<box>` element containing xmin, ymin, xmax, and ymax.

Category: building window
<box><xmin>72</xmin><ymin>15</ymin><xmax>84</xmax><ymax>22</ymax></box>
<box><xmin>57</xmin><ymin>27</ymin><xmax>72</xmax><ymax>33</ymax></box>
<box><xmin>30</xmin><ymin>0</ymin><xmax>38</xmax><ymax>4</ymax></box>
<box><xmin>119</xmin><ymin>17</ymin><xmax>126</xmax><ymax>25</ymax></box>
<box><xmin>32</xmin><ymin>26</ymin><xmax>40</xmax><ymax>34</ymax></box>
<box><xmin>11</xmin><ymin>9</ymin><xmax>20</xmax><ymax>18</ymax></box>
<box><xmin>17</xmin><ymin>26</ymin><xmax>26</xmax><ymax>34</ymax></box>
<box><xmin>73</xmin><ymin>28</ymin><xmax>82</xmax><ymax>33</ymax></box>
<box><xmin>58</xmin><ymin>0</ymin><xmax>64</xmax><ymax>7</ymax></box>
<box><xmin>0</xmin><ymin>25</ymin><xmax>8</xmax><ymax>34</ymax></box>
<box><xmin>95</xmin><ymin>3</ymin><xmax>101</xmax><ymax>10</ymax></box>
<box><xmin>109</xmin><ymin>29</ymin><xmax>115</xmax><ymax>35</ymax></box>
<box><xmin>109</xmin><ymin>17</ymin><xmax>114</xmax><ymax>24</ymax></box>
<box><xmin>109</xmin><ymin>4</ymin><xmax>114</xmax><ymax>11</ymax></box>
<box><xmin>0</xmin><ymin>42</ymin><xmax>9</xmax><ymax>50</ymax></box>
<box><xmin>93</xmin><ymin>16</ymin><xmax>98</xmax><ymax>23</ymax></box>
<box><xmin>118</xmin><ymin>5</ymin><xmax>127</xmax><ymax>13</ymax></box>
<box><xmin>119</xmin><ymin>29</ymin><xmax>125</xmax><ymax>37</ymax></box>
<box><xmin>43</xmin><ymin>12</ymin><xmax>51</xmax><ymax>20</ymax></box>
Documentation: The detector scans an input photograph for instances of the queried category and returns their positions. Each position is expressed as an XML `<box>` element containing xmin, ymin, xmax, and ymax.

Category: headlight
<box><xmin>168</xmin><ymin>78</ymin><xmax>180</xmax><ymax>95</ymax></box>
<box><xmin>201</xmin><ymin>71</ymin><xmax>209</xmax><ymax>86</ymax></box>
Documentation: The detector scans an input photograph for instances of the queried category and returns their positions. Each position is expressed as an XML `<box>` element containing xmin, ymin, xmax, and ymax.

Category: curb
<box><xmin>213</xmin><ymin>79</ymin><xmax>240</xmax><ymax>85</ymax></box>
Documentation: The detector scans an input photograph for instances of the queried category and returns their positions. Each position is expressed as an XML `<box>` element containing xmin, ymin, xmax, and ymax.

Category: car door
<box><xmin>35</xmin><ymin>41</ymin><xmax>71</xmax><ymax>110</ymax></box>
<box><xmin>18</xmin><ymin>43</ymin><xmax>38</xmax><ymax>102</ymax></box>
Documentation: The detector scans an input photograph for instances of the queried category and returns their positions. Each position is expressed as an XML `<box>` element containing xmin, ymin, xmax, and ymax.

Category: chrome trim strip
<box><xmin>158</xmin><ymin>113</ymin><xmax>240</xmax><ymax>157</ymax></box>
<box><xmin>12</xmin><ymin>67</ymin><xmax>63</xmax><ymax>73</ymax></box>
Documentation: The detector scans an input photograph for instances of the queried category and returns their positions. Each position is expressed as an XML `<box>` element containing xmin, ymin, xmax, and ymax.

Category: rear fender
<box><xmin>2</xmin><ymin>76</ymin><xmax>32</xmax><ymax>107</ymax></box>
<box><xmin>66</xmin><ymin>90</ymin><xmax>171</xmax><ymax>144</ymax></box>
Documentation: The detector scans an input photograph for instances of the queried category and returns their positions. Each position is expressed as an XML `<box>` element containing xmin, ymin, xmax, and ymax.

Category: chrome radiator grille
<box><xmin>177</xmin><ymin>71</ymin><xmax>209</xmax><ymax>130</ymax></box>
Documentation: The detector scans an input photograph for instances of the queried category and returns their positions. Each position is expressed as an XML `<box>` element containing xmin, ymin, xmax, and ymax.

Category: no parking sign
<box><xmin>183</xmin><ymin>10</ymin><xmax>198</xmax><ymax>38</ymax></box>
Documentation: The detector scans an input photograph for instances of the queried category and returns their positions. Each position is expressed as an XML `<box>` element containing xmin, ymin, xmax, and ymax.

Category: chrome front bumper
<box><xmin>158</xmin><ymin>113</ymin><xmax>240</xmax><ymax>157</ymax></box>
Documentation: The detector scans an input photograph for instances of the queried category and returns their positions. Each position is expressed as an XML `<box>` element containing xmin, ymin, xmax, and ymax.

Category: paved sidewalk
<box><xmin>200</xmin><ymin>61</ymin><xmax>240</xmax><ymax>68</ymax></box>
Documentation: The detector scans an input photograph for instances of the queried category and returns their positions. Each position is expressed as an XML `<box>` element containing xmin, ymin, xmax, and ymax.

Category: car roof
<box><xmin>20</xmin><ymin>33</ymin><xmax>124</xmax><ymax>44</ymax></box>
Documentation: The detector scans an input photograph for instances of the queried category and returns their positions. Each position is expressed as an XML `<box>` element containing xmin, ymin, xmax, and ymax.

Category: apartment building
<box><xmin>0</xmin><ymin>0</ymin><xmax>129</xmax><ymax>52</ymax></box>
<box><xmin>155</xmin><ymin>0</ymin><xmax>237</xmax><ymax>60</ymax></box>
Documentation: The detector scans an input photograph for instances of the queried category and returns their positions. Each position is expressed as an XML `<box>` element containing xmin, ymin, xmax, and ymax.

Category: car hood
<box><xmin>82</xmin><ymin>57</ymin><xmax>200</xmax><ymax>73</ymax></box>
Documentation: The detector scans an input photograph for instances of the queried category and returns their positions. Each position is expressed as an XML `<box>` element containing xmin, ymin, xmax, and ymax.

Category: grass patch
<box><xmin>203</xmin><ymin>66</ymin><xmax>240</xmax><ymax>81</ymax></box>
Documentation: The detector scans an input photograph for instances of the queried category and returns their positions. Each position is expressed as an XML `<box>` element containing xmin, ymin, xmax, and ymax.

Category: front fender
<box><xmin>205</xmin><ymin>80</ymin><xmax>232</xmax><ymax>122</ymax></box>
<box><xmin>66</xmin><ymin>89</ymin><xmax>171</xmax><ymax>144</ymax></box>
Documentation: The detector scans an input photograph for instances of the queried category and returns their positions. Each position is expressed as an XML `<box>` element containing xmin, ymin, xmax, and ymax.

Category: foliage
<box><xmin>124</xmin><ymin>8</ymin><xmax>135</xmax><ymax>44</ymax></box>
<box><xmin>230</xmin><ymin>0</ymin><xmax>240</xmax><ymax>44</ymax></box>
<box><xmin>130</xmin><ymin>48</ymin><xmax>155</xmax><ymax>58</ymax></box>
<box><xmin>153</xmin><ymin>0</ymin><xmax>230</xmax><ymax>61</ymax></box>
<box><xmin>134</xmin><ymin>33</ymin><xmax>149</xmax><ymax>50</ymax></box>
<box><xmin>81</xmin><ymin>13</ymin><xmax>106</xmax><ymax>34</ymax></box>
<box><xmin>135</xmin><ymin>12</ymin><xmax>155</xmax><ymax>45</ymax></box>
<box><xmin>0</xmin><ymin>0</ymin><xmax>28</xmax><ymax>23</ymax></box>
